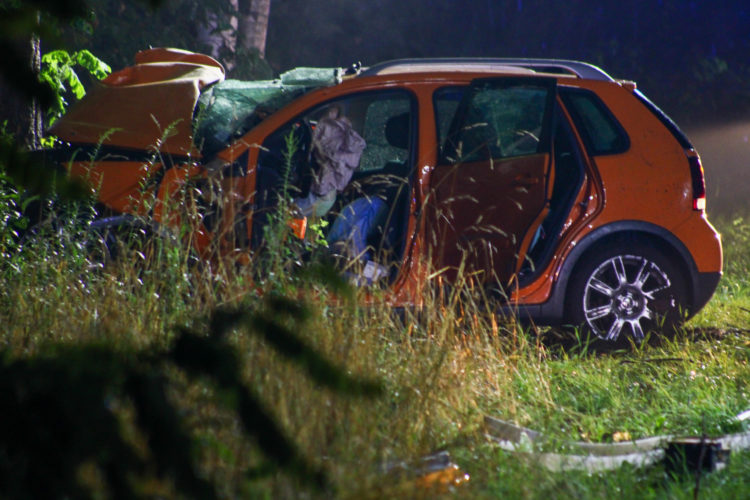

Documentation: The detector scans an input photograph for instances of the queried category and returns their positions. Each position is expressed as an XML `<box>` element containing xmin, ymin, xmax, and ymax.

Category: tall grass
<box><xmin>2</xmin><ymin>200</ymin><xmax>750</xmax><ymax>498</ymax></box>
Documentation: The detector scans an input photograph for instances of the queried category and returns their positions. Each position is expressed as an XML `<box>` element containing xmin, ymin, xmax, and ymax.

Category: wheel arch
<box><xmin>518</xmin><ymin>220</ymin><xmax>701</xmax><ymax>325</ymax></box>
<box><xmin>559</xmin><ymin>221</ymin><xmax>699</xmax><ymax>320</ymax></box>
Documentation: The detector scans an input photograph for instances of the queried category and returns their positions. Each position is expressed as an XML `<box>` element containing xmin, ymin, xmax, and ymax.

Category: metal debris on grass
<box><xmin>484</xmin><ymin>412</ymin><xmax>750</xmax><ymax>474</ymax></box>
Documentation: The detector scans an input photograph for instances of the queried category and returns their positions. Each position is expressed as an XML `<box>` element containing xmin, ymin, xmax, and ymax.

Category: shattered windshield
<box><xmin>193</xmin><ymin>67</ymin><xmax>342</xmax><ymax>157</ymax></box>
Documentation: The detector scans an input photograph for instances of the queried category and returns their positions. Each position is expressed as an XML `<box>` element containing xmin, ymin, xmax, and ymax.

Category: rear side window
<box><xmin>436</xmin><ymin>79</ymin><xmax>555</xmax><ymax>164</ymax></box>
<box><xmin>560</xmin><ymin>88</ymin><xmax>629</xmax><ymax>155</ymax></box>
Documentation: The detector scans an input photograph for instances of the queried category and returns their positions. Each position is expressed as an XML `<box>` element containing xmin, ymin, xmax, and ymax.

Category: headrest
<box><xmin>385</xmin><ymin>112</ymin><xmax>410</xmax><ymax>150</ymax></box>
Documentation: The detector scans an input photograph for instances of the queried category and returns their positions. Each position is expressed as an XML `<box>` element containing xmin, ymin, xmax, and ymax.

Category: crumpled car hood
<box><xmin>49</xmin><ymin>47</ymin><xmax>225</xmax><ymax>158</ymax></box>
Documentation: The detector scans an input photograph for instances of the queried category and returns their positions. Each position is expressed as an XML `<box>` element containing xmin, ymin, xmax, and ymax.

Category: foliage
<box><xmin>0</xmin><ymin>151</ymin><xmax>378</xmax><ymax>497</ymax></box>
<box><xmin>0</xmin><ymin>344</ymin><xmax>217</xmax><ymax>499</ymax></box>
<box><xmin>0</xmin><ymin>285</ymin><xmax>380</xmax><ymax>498</ymax></box>
<box><xmin>39</xmin><ymin>48</ymin><xmax>111</xmax><ymax>125</ymax></box>
<box><xmin>0</xmin><ymin>122</ymin><xmax>27</xmax><ymax>256</ymax></box>
<box><xmin>0</xmin><ymin>0</ymin><xmax>87</xmax><ymax>113</ymax></box>
<box><xmin>0</xmin><ymin>0</ymin><xmax>114</xmax><ymax>198</ymax></box>
<box><xmin>0</xmin><ymin>132</ymin><xmax>90</xmax><ymax>201</ymax></box>
<box><xmin>1</xmin><ymin>213</ymin><xmax>750</xmax><ymax>497</ymax></box>
<box><xmin>0</xmin><ymin>173</ymin><xmax>28</xmax><ymax>257</ymax></box>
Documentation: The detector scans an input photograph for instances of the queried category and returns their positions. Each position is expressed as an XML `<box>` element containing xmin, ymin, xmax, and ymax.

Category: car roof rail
<box><xmin>360</xmin><ymin>58</ymin><xmax>615</xmax><ymax>82</ymax></box>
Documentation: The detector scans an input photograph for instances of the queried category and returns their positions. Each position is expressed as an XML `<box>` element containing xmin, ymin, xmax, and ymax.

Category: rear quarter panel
<box><xmin>571</xmin><ymin>80</ymin><xmax>721</xmax><ymax>273</ymax></box>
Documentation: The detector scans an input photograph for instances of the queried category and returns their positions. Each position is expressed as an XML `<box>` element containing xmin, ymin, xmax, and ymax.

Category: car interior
<box><xmin>252</xmin><ymin>90</ymin><xmax>416</xmax><ymax>282</ymax></box>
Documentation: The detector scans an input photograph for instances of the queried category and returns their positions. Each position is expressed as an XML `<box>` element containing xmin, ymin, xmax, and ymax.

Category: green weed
<box><xmin>1</xmin><ymin>200</ymin><xmax>749</xmax><ymax>497</ymax></box>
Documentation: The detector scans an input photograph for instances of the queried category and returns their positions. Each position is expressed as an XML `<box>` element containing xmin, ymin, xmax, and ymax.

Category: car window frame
<box><xmin>258</xmin><ymin>87</ymin><xmax>419</xmax><ymax>177</ymax></box>
<box><xmin>438</xmin><ymin>76</ymin><xmax>558</xmax><ymax>165</ymax></box>
<box><xmin>559</xmin><ymin>86</ymin><xmax>630</xmax><ymax>156</ymax></box>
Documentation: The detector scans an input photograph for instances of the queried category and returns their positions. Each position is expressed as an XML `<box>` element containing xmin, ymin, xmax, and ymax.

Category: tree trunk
<box><xmin>27</xmin><ymin>31</ymin><xmax>43</xmax><ymax>151</ymax></box>
<box><xmin>196</xmin><ymin>0</ymin><xmax>239</xmax><ymax>70</ymax></box>
<box><xmin>237</xmin><ymin>0</ymin><xmax>271</xmax><ymax>57</ymax></box>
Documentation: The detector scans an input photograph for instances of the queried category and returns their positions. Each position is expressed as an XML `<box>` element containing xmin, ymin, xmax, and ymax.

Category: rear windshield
<box><xmin>632</xmin><ymin>89</ymin><xmax>694</xmax><ymax>150</ymax></box>
<box><xmin>560</xmin><ymin>88</ymin><xmax>629</xmax><ymax>155</ymax></box>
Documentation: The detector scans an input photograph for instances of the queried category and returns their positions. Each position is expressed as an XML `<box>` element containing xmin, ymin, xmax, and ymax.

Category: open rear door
<box><xmin>429</xmin><ymin>77</ymin><xmax>556</xmax><ymax>288</ymax></box>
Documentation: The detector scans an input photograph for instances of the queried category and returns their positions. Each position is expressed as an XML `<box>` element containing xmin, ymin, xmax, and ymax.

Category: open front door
<box><xmin>429</xmin><ymin>77</ymin><xmax>556</xmax><ymax>288</ymax></box>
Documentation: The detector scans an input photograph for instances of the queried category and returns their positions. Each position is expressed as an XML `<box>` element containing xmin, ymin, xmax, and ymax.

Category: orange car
<box><xmin>47</xmin><ymin>48</ymin><xmax>722</xmax><ymax>343</ymax></box>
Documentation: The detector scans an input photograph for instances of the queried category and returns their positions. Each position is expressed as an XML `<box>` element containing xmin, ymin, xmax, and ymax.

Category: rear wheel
<box><xmin>85</xmin><ymin>216</ymin><xmax>185</xmax><ymax>268</ymax></box>
<box><xmin>566</xmin><ymin>243</ymin><xmax>688</xmax><ymax>344</ymax></box>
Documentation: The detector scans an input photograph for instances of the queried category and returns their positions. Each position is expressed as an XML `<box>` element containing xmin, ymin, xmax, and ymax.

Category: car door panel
<box><xmin>429</xmin><ymin>78</ymin><xmax>556</xmax><ymax>287</ymax></box>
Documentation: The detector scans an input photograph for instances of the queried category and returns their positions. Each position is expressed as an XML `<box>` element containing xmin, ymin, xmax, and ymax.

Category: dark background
<box><xmin>13</xmin><ymin>0</ymin><xmax>750</xmax><ymax>214</ymax></box>
<box><xmin>66</xmin><ymin>0</ymin><xmax>750</xmax><ymax>125</ymax></box>
<box><xmin>268</xmin><ymin>0</ymin><xmax>750</xmax><ymax>127</ymax></box>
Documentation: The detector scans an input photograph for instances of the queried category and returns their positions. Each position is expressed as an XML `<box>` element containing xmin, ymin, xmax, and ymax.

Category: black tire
<box><xmin>83</xmin><ymin>224</ymin><xmax>118</xmax><ymax>265</ymax></box>
<box><xmin>566</xmin><ymin>243</ymin><xmax>688</xmax><ymax>345</ymax></box>
<box><xmin>85</xmin><ymin>216</ymin><xmax>162</xmax><ymax>267</ymax></box>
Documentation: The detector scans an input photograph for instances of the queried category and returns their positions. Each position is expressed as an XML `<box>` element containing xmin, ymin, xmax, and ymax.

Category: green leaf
<box><xmin>39</xmin><ymin>48</ymin><xmax>110</xmax><ymax>122</ymax></box>
<box><xmin>75</xmin><ymin>49</ymin><xmax>111</xmax><ymax>80</ymax></box>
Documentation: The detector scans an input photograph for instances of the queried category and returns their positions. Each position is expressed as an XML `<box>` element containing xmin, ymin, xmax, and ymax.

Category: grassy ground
<box><xmin>1</xmin><ymin>209</ymin><xmax>749</xmax><ymax>498</ymax></box>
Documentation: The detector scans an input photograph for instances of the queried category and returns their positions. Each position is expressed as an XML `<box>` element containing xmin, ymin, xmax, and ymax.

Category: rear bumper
<box><xmin>691</xmin><ymin>271</ymin><xmax>722</xmax><ymax>315</ymax></box>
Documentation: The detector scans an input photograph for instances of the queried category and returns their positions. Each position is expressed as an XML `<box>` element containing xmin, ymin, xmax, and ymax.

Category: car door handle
<box><xmin>513</xmin><ymin>175</ymin><xmax>540</xmax><ymax>186</ymax></box>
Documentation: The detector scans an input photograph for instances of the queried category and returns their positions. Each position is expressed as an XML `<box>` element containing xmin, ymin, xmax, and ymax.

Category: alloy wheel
<box><xmin>582</xmin><ymin>254</ymin><xmax>675</xmax><ymax>341</ymax></box>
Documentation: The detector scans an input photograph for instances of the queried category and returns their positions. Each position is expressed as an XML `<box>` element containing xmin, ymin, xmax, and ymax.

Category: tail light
<box><xmin>688</xmin><ymin>154</ymin><xmax>706</xmax><ymax>211</ymax></box>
